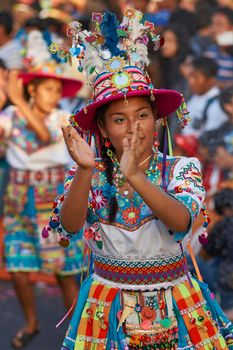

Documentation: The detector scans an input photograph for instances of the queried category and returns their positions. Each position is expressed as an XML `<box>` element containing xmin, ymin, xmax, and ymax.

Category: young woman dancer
<box><xmin>46</xmin><ymin>10</ymin><xmax>233</xmax><ymax>350</ymax></box>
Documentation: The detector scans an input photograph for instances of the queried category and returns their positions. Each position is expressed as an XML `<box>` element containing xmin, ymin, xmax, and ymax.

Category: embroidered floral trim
<box><xmin>122</xmin><ymin>206</ymin><xmax>140</xmax><ymax>225</ymax></box>
<box><xmin>88</xmin><ymin>154</ymin><xmax>182</xmax><ymax>232</ymax></box>
<box><xmin>175</xmin><ymin>162</ymin><xmax>204</xmax><ymax>190</ymax></box>
<box><xmin>91</xmin><ymin>188</ymin><xmax>108</xmax><ymax>209</ymax></box>
<box><xmin>84</xmin><ymin>222</ymin><xmax>103</xmax><ymax>249</ymax></box>
<box><xmin>170</xmin><ymin>194</ymin><xmax>200</xmax><ymax>225</ymax></box>
<box><xmin>98</xmin><ymin>214</ymin><xmax>155</xmax><ymax>232</ymax></box>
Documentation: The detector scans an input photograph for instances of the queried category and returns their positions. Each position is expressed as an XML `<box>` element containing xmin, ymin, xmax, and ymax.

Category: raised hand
<box><xmin>62</xmin><ymin>125</ymin><xmax>95</xmax><ymax>169</ymax></box>
<box><xmin>6</xmin><ymin>71</ymin><xmax>25</xmax><ymax>106</ymax></box>
<box><xmin>0</xmin><ymin>68</ymin><xmax>8</xmax><ymax>109</ymax></box>
<box><xmin>120</xmin><ymin>123</ymin><xmax>140</xmax><ymax>180</ymax></box>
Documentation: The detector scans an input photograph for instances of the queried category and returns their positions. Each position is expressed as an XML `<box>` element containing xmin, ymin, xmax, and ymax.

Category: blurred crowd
<box><xmin>0</xmin><ymin>0</ymin><xmax>233</xmax><ymax>324</ymax></box>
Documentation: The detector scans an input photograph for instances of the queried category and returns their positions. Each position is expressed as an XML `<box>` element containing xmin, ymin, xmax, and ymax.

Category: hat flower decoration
<box><xmin>49</xmin><ymin>8</ymin><xmax>191</xmax><ymax>133</ymax></box>
<box><xmin>19</xmin><ymin>30</ymin><xmax>82</xmax><ymax>98</ymax></box>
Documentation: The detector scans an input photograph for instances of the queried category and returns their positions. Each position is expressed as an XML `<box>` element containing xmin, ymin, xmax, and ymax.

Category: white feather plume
<box><xmin>129</xmin><ymin>43</ymin><xmax>150</xmax><ymax>67</ymax></box>
<box><xmin>26</xmin><ymin>30</ymin><xmax>51</xmax><ymax>66</ymax></box>
<box><xmin>119</xmin><ymin>12</ymin><xmax>150</xmax><ymax>68</ymax></box>
<box><xmin>78</xmin><ymin>31</ymin><xmax>105</xmax><ymax>80</ymax></box>
<box><xmin>129</xmin><ymin>17</ymin><xmax>147</xmax><ymax>42</ymax></box>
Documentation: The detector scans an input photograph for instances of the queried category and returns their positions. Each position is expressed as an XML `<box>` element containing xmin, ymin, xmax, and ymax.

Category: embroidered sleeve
<box><xmin>167</xmin><ymin>157</ymin><xmax>205</xmax><ymax>241</ymax></box>
<box><xmin>44</xmin><ymin>164</ymin><xmax>97</xmax><ymax>244</ymax></box>
<box><xmin>46</xmin><ymin>164</ymin><xmax>82</xmax><ymax>237</ymax></box>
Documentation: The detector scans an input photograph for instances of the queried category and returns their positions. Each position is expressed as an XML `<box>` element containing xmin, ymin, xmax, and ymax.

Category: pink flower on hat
<box><xmin>92</xmin><ymin>12</ymin><xmax>103</xmax><ymax>23</ymax></box>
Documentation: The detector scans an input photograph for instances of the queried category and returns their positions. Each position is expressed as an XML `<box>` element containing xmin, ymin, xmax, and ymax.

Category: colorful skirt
<box><xmin>3</xmin><ymin>167</ymin><xmax>85</xmax><ymax>275</ymax></box>
<box><xmin>61</xmin><ymin>254</ymin><xmax>233</xmax><ymax>350</ymax></box>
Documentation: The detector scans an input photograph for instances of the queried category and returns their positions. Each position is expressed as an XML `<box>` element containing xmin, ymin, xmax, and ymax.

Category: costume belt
<box><xmin>10</xmin><ymin>166</ymin><xmax>66</xmax><ymax>186</ymax></box>
<box><xmin>93</xmin><ymin>254</ymin><xmax>187</xmax><ymax>287</ymax></box>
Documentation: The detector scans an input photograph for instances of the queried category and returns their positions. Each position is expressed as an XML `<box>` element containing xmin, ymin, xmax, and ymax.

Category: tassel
<box><xmin>56</xmin><ymin>296</ymin><xmax>77</xmax><ymax>328</ymax></box>
<box><xmin>187</xmin><ymin>241</ymin><xmax>203</xmax><ymax>282</ymax></box>
<box><xmin>42</xmin><ymin>226</ymin><xmax>50</xmax><ymax>238</ymax></box>
<box><xmin>179</xmin><ymin>242</ymin><xmax>193</xmax><ymax>288</ymax></box>
<box><xmin>176</xmin><ymin>95</ymin><xmax>192</xmax><ymax>129</ymax></box>
<box><xmin>167</xmin><ymin>124</ymin><xmax>173</xmax><ymax>157</ymax></box>
<box><xmin>162</xmin><ymin>118</ymin><xmax>168</xmax><ymax>191</ymax></box>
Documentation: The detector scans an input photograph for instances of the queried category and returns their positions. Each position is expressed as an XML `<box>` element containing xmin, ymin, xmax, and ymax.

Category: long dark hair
<box><xmin>96</xmin><ymin>104</ymin><xmax>118</xmax><ymax>223</ymax></box>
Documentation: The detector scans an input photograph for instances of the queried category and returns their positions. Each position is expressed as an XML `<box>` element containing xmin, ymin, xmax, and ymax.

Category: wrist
<box><xmin>78</xmin><ymin>165</ymin><xmax>94</xmax><ymax>173</ymax></box>
<box><xmin>14</xmin><ymin>99</ymin><xmax>27</xmax><ymax>109</ymax></box>
<box><xmin>127</xmin><ymin>170</ymin><xmax>145</xmax><ymax>186</ymax></box>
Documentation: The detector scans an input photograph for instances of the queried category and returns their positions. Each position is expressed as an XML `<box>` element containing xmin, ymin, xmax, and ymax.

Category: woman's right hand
<box><xmin>62</xmin><ymin>125</ymin><xmax>95</xmax><ymax>169</ymax></box>
<box><xmin>6</xmin><ymin>71</ymin><xmax>25</xmax><ymax>107</ymax></box>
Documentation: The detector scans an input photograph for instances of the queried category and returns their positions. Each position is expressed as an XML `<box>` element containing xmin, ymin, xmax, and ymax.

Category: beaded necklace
<box><xmin>112</xmin><ymin>149</ymin><xmax>160</xmax><ymax>196</ymax></box>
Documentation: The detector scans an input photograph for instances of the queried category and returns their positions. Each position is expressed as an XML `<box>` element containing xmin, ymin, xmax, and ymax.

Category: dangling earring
<box><xmin>153</xmin><ymin>131</ymin><xmax>160</xmax><ymax>155</ymax></box>
<box><xmin>104</xmin><ymin>138</ymin><xmax>111</xmax><ymax>148</ymax></box>
<box><xmin>104</xmin><ymin>138</ymin><xmax>114</xmax><ymax>160</ymax></box>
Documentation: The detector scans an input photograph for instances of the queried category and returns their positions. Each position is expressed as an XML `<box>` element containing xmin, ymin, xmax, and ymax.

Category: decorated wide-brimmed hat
<box><xmin>52</xmin><ymin>9</ymin><xmax>190</xmax><ymax>132</ymax></box>
<box><xmin>19</xmin><ymin>30</ymin><xmax>82</xmax><ymax>98</ymax></box>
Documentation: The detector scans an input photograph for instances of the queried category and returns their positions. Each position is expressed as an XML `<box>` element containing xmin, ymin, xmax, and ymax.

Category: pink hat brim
<box><xmin>18</xmin><ymin>72</ymin><xmax>83</xmax><ymax>98</ymax></box>
<box><xmin>74</xmin><ymin>88</ymin><xmax>182</xmax><ymax>133</ymax></box>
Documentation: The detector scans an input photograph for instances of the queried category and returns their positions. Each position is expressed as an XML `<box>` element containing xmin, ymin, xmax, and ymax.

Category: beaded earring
<box><xmin>153</xmin><ymin>131</ymin><xmax>160</xmax><ymax>154</ymax></box>
<box><xmin>104</xmin><ymin>138</ymin><xmax>114</xmax><ymax>159</ymax></box>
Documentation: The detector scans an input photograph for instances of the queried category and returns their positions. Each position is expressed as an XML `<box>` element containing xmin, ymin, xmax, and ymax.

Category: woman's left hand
<box><xmin>120</xmin><ymin>123</ymin><xmax>140</xmax><ymax>180</ymax></box>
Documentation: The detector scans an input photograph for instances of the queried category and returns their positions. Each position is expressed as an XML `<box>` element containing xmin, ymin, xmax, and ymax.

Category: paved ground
<box><xmin>0</xmin><ymin>281</ymin><xmax>70</xmax><ymax>350</ymax></box>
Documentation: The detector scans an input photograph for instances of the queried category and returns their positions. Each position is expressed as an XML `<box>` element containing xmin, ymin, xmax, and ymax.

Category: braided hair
<box><xmin>96</xmin><ymin>104</ymin><xmax>118</xmax><ymax>223</ymax></box>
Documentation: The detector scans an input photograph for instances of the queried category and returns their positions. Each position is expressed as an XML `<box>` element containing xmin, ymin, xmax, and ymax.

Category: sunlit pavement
<box><xmin>0</xmin><ymin>281</ymin><xmax>69</xmax><ymax>350</ymax></box>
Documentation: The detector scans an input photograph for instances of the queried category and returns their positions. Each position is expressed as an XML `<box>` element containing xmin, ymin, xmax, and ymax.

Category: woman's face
<box><xmin>29</xmin><ymin>78</ymin><xmax>63</xmax><ymax>114</ymax></box>
<box><xmin>160</xmin><ymin>30</ymin><xmax>178</xmax><ymax>58</ymax></box>
<box><xmin>99</xmin><ymin>96</ymin><xmax>156</xmax><ymax>159</ymax></box>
